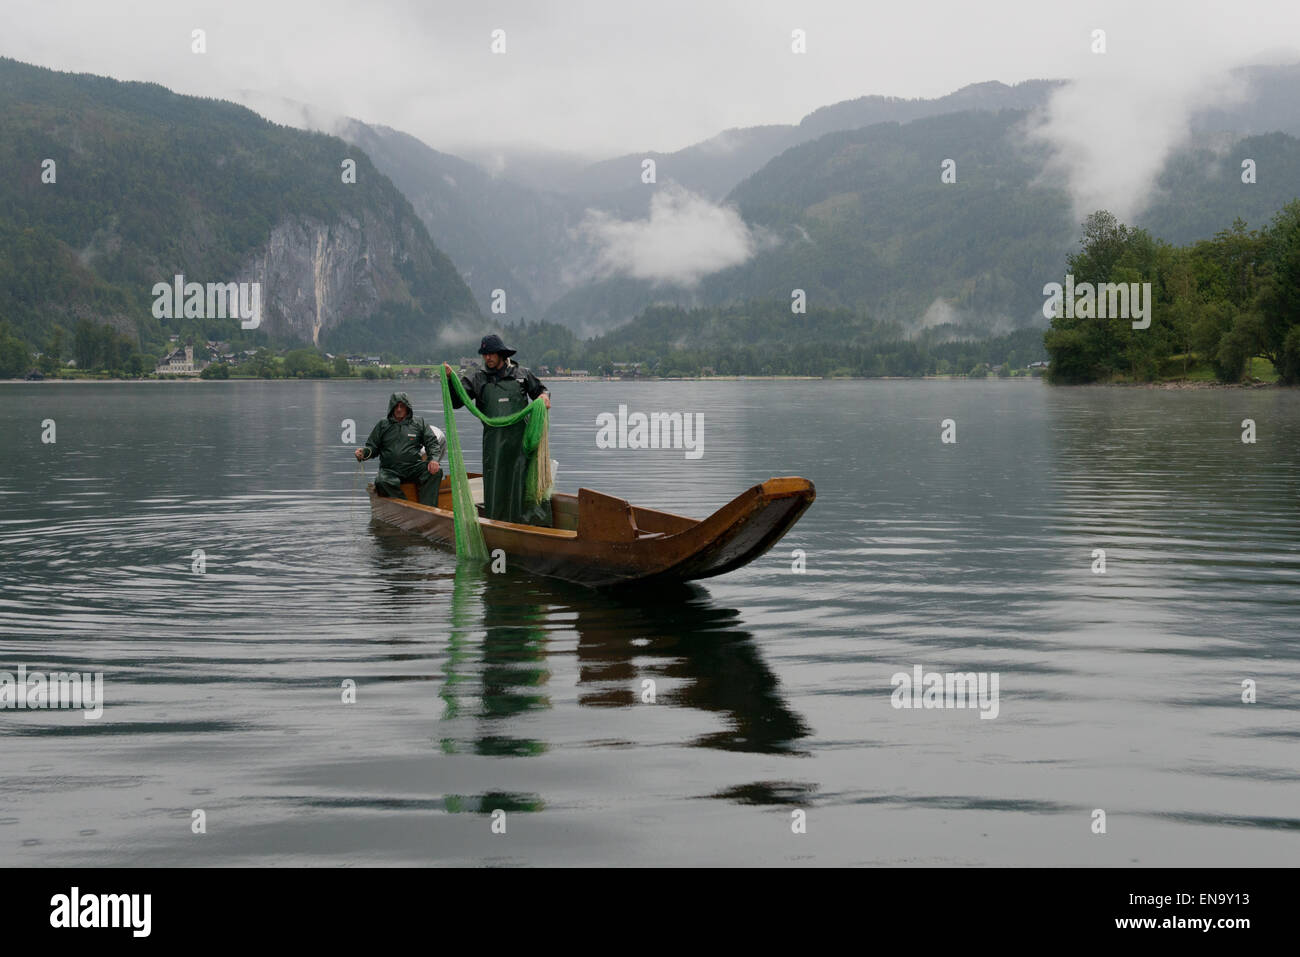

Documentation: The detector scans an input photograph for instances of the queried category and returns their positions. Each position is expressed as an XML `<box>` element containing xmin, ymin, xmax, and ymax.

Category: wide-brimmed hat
<box><xmin>477</xmin><ymin>334</ymin><xmax>516</xmax><ymax>357</ymax></box>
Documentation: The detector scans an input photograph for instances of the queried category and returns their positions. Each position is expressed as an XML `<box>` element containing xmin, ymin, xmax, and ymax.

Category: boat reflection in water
<box><xmin>369</xmin><ymin>520</ymin><xmax>814</xmax><ymax>812</ymax></box>
<box><xmin>562</xmin><ymin>576</ymin><xmax>819</xmax><ymax>809</ymax></box>
<box><xmin>563</xmin><ymin>581</ymin><xmax>811</xmax><ymax>753</ymax></box>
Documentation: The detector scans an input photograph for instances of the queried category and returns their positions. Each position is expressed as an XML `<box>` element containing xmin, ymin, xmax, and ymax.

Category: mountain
<box><xmin>463</xmin><ymin>67</ymin><xmax>1300</xmax><ymax>333</ymax></box>
<box><xmin>474</xmin><ymin>305</ymin><xmax>1048</xmax><ymax>378</ymax></box>
<box><xmin>570</xmin><ymin>81</ymin><xmax>1063</xmax><ymax>204</ymax></box>
<box><xmin>1141</xmin><ymin>130</ymin><xmax>1300</xmax><ymax>244</ymax></box>
<box><xmin>568</xmin><ymin>67</ymin><xmax>1300</xmax><ymax>206</ymax></box>
<box><xmin>718</xmin><ymin>112</ymin><xmax>1300</xmax><ymax>321</ymax></box>
<box><xmin>576</xmin><ymin>125</ymin><xmax>803</xmax><ymax>202</ymax></box>
<box><xmin>233</xmin><ymin>67</ymin><xmax>1300</xmax><ymax>342</ymax></box>
<box><xmin>10</xmin><ymin>55</ymin><xmax>1299</xmax><ymax>364</ymax></box>
<box><xmin>1192</xmin><ymin>63</ymin><xmax>1300</xmax><ymax>137</ymax></box>
<box><xmin>0</xmin><ymin>57</ymin><xmax>477</xmax><ymax>357</ymax></box>
<box><xmin>584</xmin><ymin>301</ymin><xmax>1049</xmax><ymax>376</ymax></box>
<box><xmin>332</xmin><ymin>120</ymin><xmax>579</xmax><ymax>319</ymax></box>
<box><xmin>542</xmin><ymin>105</ymin><xmax>1300</xmax><ymax>333</ymax></box>
<box><xmin>542</xmin><ymin>108</ymin><xmax>1074</xmax><ymax>331</ymax></box>
<box><xmin>320</xmin><ymin>80</ymin><xmax>1072</xmax><ymax>335</ymax></box>
<box><xmin>796</xmin><ymin>79</ymin><xmax>1063</xmax><ymax>142</ymax></box>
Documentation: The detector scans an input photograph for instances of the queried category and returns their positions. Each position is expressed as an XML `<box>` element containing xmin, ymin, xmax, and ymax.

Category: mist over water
<box><xmin>1</xmin><ymin>380</ymin><xmax>1297</xmax><ymax>865</ymax></box>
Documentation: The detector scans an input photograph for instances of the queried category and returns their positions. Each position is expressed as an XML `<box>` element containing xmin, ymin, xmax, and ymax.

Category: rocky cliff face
<box><xmin>0</xmin><ymin>56</ymin><xmax>479</xmax><ymax>355</ymax></box>
<box><xmin>235</xmin><ymin>186</ymin><xmax>478</xmax><ymax>349</ymax></box>
<box><xmin>335</xmin><ymin>120</ymin><xmax>578</xmax><ymax>319</ymax></box>
<box><xmin>244</xmin><ymin>211</ymin><xmax>409</xmax><ymax>345</ymax></box>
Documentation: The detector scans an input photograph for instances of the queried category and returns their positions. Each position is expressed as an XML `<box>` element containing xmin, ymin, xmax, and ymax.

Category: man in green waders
<box><xmin>443</xmin><ymin>334</ymin><xmax>551</xmax><ymax>526</ymax></box>
<box><xmin>354</xmin><ymin>392</ymin><xmax>445</xmax><ymax>506</ymax></box>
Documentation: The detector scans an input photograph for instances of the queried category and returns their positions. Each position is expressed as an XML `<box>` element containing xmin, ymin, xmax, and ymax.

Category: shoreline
<box><xmin>1</xmin><ymin>375</ymin><xmax>1286</xmax><ymax>388</ymax></box>
<box><xmin>5</xmin><ymin>374</ymin><xmax>1016</xmax><ymax>384</ymax></box>
<box><xmin>1058</xmin><ymin>379</ymin><xmax>1280</xmax><ymax>390</ymax></box>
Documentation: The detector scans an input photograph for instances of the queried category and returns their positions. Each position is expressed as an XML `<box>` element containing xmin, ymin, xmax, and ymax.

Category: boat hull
<box><xmin>367</xmin><ymin>476</ymin><xmax>815</xmax><ymax>588</ymax></box>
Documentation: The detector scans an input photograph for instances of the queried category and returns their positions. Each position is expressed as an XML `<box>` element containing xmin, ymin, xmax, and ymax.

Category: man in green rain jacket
<box><xmin>355</xmin><ymin>392</ymin><xmax>445</xmax><ymax>507</ymax></box>
<box><xmin>443</xmin><ymin>334</ymin><xmax>551</xmax><ymax>526</ymax></box>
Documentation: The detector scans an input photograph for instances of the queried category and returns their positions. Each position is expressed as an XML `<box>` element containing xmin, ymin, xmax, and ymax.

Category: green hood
<box><xmin>387</xmin><ymin>392</ymin><xmax>414</xmax><ymax>420</ymax></box>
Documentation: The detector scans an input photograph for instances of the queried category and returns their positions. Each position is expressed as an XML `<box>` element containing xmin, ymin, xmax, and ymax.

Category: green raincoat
<box><xmin>451</xmin><ymin>361</ymin><xmax>550</xmax><ymax>525</ymax></box>
<box><xmin>363</xmin><ymin>392</ymin><xmax>445</xmax><ymax>506</ymax></box>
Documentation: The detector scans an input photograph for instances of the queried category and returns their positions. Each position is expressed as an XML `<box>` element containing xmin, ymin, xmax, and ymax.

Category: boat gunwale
<box><xmin>369</xmin><ymin>475</ymin><xmax>811</xmax><ymax>538</ymax></box>
<box><xmin>367</xmin><ymin>488</ymin><xmax>580</xmax><ymax>539</ymax></box>
<box><xmin>367</xmin><ymin>476</ymin><xmax>813</xmax><ymax>549</ymax></box>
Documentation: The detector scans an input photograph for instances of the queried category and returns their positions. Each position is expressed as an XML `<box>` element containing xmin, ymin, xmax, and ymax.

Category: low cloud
<box><xmin>1018</xmin><ymin>8</ymin><xmax>1298</xmax><ymax>227</ymax></box>
<box><xmin>578</xmin><ymin>184</ymin><xmax>758</xmax><ymax>286</ymax></box>
<box><xmin>915</xmin><ymin>297</ymin><xmax>1016</xmax><ymax>338</ymax></box>
<box><xmin>918</xmin><ymin>297</ymin><xmax>961</xmax><ymax>330</ymax></box>
<box><xmin>436</xmin><ymin>319</ymin><xmax>483</xmax><ymax>346</ymax></box>
<box><xmin>1027</xmin><ymin>69</ymin><xmax>1250</xmax><ymax>223</ymax></box>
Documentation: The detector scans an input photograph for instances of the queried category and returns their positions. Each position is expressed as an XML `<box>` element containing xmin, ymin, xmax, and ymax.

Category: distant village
<box><xmin>148</xmin><ymin>339</ymin><xmax>648</xmax><ymax>379</ymax></box>
<box><xmin>19</xmin><ymin>335</ymin><xmax>1044</xmax><ymax>382</ymax></box>
<box><xmin>5</xmin><ymin>336</ymin><xmax>1040</xmax><ymax>381</ymax></box>
<box><xmin>153</xmin><ymin>341</ymin><xmax>381</xmax><ymax>376</ymax></box>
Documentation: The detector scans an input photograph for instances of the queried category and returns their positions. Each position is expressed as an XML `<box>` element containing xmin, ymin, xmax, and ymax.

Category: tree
<box><xmin>284</xmin><ymin>348</ymin><xmax>329</xmax><ymax>378</ymax></box>
<box><xmin>45</xmin><ymin>326</ymin><xmax>65</xmax><ymax>367</ymax></box>
<box><xmin>1068</xmin><ymin>210</ymin><xmax>1136</xmax><ymax>281</ymax></box>
<box><xmin>1215</xmin><ymin>320</ymin><xmax>1253</xmax><ymax>382</ymax></box>
<box><xmin>1163</xmin><ymin>251</ymin><xmax>1198</xmax><ymax>376</ymax></box>
<box><xmin>73</xmin><ymin>319</ymin><xmax>99</xmax><ymax>371</ymax></box>
<box><xmin>248</xmin><ymin>348</ymin><xmax>279</xmax><ymax>378</ymax></box>
<box><xmin>1279</xmin><ymin>325</ymin><xmax>1300</xmax><ymax>384</ymax></box>
<box><xmin>1257</xmin><ymin>201</ymin><xmax>1300</xmax><ymax>383</ymax></box>
<box><xmin>0</xmin><ymin>331</ymin><xmax>30</xmax><ymax>377</ymax></box>
<box><xmin>1046</xmin><ymin>211</ymin><xmax>1169</xmax><ymax>382</ymax></box>
<box><xmin>1191</xmin><ymin>301</ymin><xmax>1237</xmax><ymax>379</ymax></box>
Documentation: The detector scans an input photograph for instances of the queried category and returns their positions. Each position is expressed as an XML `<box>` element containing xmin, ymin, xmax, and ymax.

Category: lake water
<box><xmin>1</xmin><ymin>379</ymin><xmax>1297</xmax><ymax>866</ymax></box>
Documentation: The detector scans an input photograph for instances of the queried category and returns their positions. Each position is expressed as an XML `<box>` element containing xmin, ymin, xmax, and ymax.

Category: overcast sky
<box><xmin>3</xmin><ymin>0</ymin><xmax>1299</xmax><ymax>160</ymax></box>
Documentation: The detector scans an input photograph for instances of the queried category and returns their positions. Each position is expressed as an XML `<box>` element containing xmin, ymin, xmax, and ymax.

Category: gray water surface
<box><xmin>1</xmin><ymin>379</ymin><xmax>1297</xmax><ymax>865</ymax></box>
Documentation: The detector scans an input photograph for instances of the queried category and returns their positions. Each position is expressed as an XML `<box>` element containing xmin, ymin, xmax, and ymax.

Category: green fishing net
<box><xmin>438</xmin><ymin>365</ymin><xmax>553</xmax><ymax>562</ymax></box>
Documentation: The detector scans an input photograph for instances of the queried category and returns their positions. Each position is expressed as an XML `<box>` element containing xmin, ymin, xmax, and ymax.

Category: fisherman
<box><xmin>443</xmin><ymin>334</ymin><xmax>551</xmax><ymax>525</ymax></box>
<box><xmin>355</xmin><ymin>392</ymin><xmax>445</xmax><ymax>507</ymax></box>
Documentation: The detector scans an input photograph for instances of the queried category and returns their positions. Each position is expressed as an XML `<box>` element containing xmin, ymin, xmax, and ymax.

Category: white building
<box><xmin>155</xmin><ymin>344</ymin><xmax>204</xmax><ymax>376</ymax></box>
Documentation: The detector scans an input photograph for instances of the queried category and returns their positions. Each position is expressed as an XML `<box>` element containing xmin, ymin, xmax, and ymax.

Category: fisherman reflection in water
<box><xmin>355</xmin><ymin>392</ymin><xmax>445</xmax><ymax>507</ymax></box>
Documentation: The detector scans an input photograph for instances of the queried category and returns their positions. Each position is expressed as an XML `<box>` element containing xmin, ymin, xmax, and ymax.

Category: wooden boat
<box><xmin>368</xmin><ymin>474</ymin><xmax>816</xmax><ymax>588</ymax></box>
